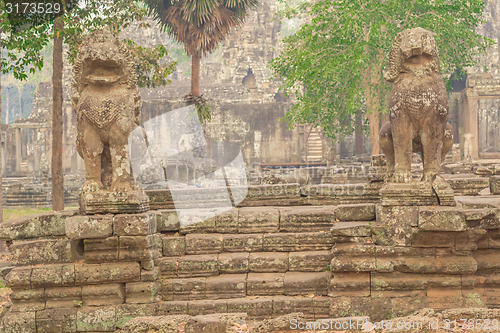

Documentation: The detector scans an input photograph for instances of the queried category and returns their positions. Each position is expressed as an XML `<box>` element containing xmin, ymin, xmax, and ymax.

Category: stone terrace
<box><xmin>0</xmin><ymin>202</ymin><xmax>499</xmax><ymax>331</ymax></box>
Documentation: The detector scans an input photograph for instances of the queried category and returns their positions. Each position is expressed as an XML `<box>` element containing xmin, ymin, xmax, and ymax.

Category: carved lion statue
<box><xmin>379</xmin><ymin>27</ymin><xmax>453</xmax><ymax>183</ymax></box>
<box><xmin>72</xmin><ymin>27</ymin><xmax>147</xmax><ymax>212</ymax></box>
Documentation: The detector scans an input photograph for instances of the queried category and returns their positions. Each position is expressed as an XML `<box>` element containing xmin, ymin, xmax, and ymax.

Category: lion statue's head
<box><xmin>71</xmin><ymin>27</ymin><xmax>137</xmax><ymax>111</ymax></box>
<box><xmin>384</xmin><ymin>27</ymin><xmax>440</xmax><ymax>82</ymax></box>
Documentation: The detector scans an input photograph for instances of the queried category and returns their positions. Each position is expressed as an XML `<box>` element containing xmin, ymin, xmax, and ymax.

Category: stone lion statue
<box><xmin>72</xmin><ymin>27</ymin><xmax>149</xmax><ymax>213</ymax></box>
<box><xmin>379</xmin><ymin>27</ymin><xmax>453</xmax><ymax>184</ymax></box>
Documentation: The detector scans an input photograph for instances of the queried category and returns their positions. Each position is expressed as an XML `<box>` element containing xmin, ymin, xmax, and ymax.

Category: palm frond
<box><xmin>149</xmin><ymin>0</ymin><xmax>258</xmax><ymax>56</ymax></box>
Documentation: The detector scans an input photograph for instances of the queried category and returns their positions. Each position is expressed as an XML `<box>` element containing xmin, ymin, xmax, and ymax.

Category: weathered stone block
<box><xmin>280</xmin><ymin>206</ymin><xmax>334</xmax><ymax>232</ymax></box>
<box><xmin>371</xmin><ymin>226</ymin><xmax>413</xmax><ymax>246</ymax></box>
<box><xmin>284</xmin><ymin>272</ymin><xmax>329</xmax><ymax>296</ymax></box>
<box><xmin>156</xmin><ymin>301</ymin><xmax>188</xmax><ymax>316</ymax></box>
<box><xmin>273</xmin><ymin>296</ymin><xmax>314</xmax><ymax>318</ymax></box>
<box><xmin>126</xmin><ymin>282</ymin><xmax>160</xmax><ymax>303</ymax></box>
<box><xmin>289</xmin><ymin>250</ymin><xmax>332</xmax><ymax>272</ymax></box>
<box><xmin>330</xmin><ymin>255</ymin><xmax>376</xmax><ymax>272</ymax></box>
<box><xmin>335</xmin><ymin>204</ymin><xmax>376</xmax><ymax>221</ymax></box>
<box><xmin>5</xmin><ymin>267</ymin><xmax>31</xmax><ymax>289</ymax></box>
<box><xmin>156</xmin><ymin>209</ymin><xmax>180</xmax><ymax>232</ymax></box>
<box><xmin>475</xmin><ymin>249</ymin><xmax>500</xmax><ymax>272</ymax></box>
<box><xmin>0</xmin><ymin>310</ymin><xmax>36</xmax><ymax>333</ymax></box>
<box><xmin>419</xmin><ymin>207</ymin><xmax>466</xmax><ymax>231</ymax></box>
<box><xmin>114</xmin><ymin>213</ymin><xmax>157</xmax><ymax>236</ymax></box>
<box><xmin>37</xmin><ymin>308</ymin><xmax>77</xmax><ymax>333</ymax></box>
<box><xmin>490</xmin><ymin>176</ymin><xmax>500</xmax><ymax>195</ymax></box>
<box><xmin>215</xmin><ymin>209</ymin><xmax>239</xmax><ymax>233</ymax></box>
<box><xmin>115</xmin><ymin>303</ymin><xmax>157</xmax><ymax>328</ymax></box>
<box><xmin>263</xmin><ymin>232</ymin><xmax>334</xmax><ymax>251</ymax></box>
<box><xmin>10</xmin><ymin>238</ymin><xmax>83</xmax><ymax>266</ymax></box>
<box><xmin>177</xmin><ymin>255</ymin><xmax>218</xmax><ymax>277</ymax></box>
<box><xmin>399</xmin><ymin>256</ymin><xmax>477</xmax><ymax>274</ymax></box>
<box><xmin>330</xmin><ymin>272</ymin><xmax>370</xmax><ymax>297</ymax></box>
<box><xmin>223</xmin><ymin>234</ymin><xmax>263</xmax><ymax>252</ymax></box>
<box><xmin>249</xmin><ymin>252</ymin><xmax>289</xmax><ymax>272</ymax></box>
<box><xmin>217</xmin><ymin>252</ymin><xmax>249</xmax><ymax>274</ymax></box>
<box><xmin>313</xmin><ymin>297</ymin><xmax>331</xmax><ymax>319</ymax></box>
<box><xmin>376</xmin><ymin>205</ymin><xmax>419</xmax><ymax>227</ymax></box>
<box><xmin>206</xmin><ymin>274</ymin><xmax>246</xmax><ymax>299</ymax></box>
<box><xmin>185</xmin><ymin>234</ymin><xmax>223</xmax><ymax>254</ymax></box>
<box><xmin>65</xmin><ymin>215</ymin><xmax>113</xmax><ymax>239</ymax></box>
<box><xmin>121</xmin><ymin>314</ymin><xmax>191</xmax><ymax>332</ymax></box>
<box><xmin>84</xmin><ymin>237</ymin><xmax>119</xmax><ymax>262</ymax></box>
<box><xmin>157</xmin><ymin>257</ymin><xmax>178</xmax><ymax>278</ymax></box>
<box><xmin>141</xmin><ymin>266</ymin><xmax>159</xmax><ymax>282</ymax></box>
<box><xmin>456</xmin><ymin>230</ymin><xmax>487</xmax><ymax>251</ymax></box>
<box><xmin>10</xmin><ymin>288</ymin><xmax>45</xmax><ymax>311</ymax></box>
<box><xmin>76</xmin><ymin>306</ymin><xmax>117</xmax><ymax>332</ymax></box>
<box><xmin>371</xmin><ymin>272</ymin><xmax>461</xmax><ymax>293</ymax></box>
<box><xmin>82</xmin><ymin>284</ymin><xmax>125</xmax><ymax>306</ymax></box>
<box><xmin>45</xmin><ymin>286</ymin><xmax>82</xmax><ymax>308</ymax></box>
<box><xmin>161</xmin><ymin>277</ymin><xmax>206</xmax><ymax>301</ymax></box>
<box><xmin>119</xmin><ymin>235</ymin><xmax>154</xmax><ymax>261</ymax></box>
<box><xmin>427</xmin><ymin>287</ymin><xmax>462</xmax><ymax>298</ymax></box>
<box><xmin>247</xmin><ymin>273</ymin><xmax>284</xmax><ymax>296</ymax></box>
<box><xmin>187</xmin><ymin>299</ymin><xmax>228</xmax><ymax>316</ymax></box>
<box><xmin>179</xmin><ymin>210</ymin><xmax>216</xmax><ymax>234</ymax></box>
<box><xmin>75</xmin><ymin>262</ymin><xmax>140</xmax><ymax>285</ymax></box>
<box><xmin>226</xmin><ymin>297</ymin><xmax>273</xmax><ymax>319</ymax></box>
<box><xmin>330</xmin><ymin>222</ymin><xmax>371</xmax><ymax>237</ymax></box>
<box><xmin>478</xmin><ymin>209</ymin><xmax>500</xmax><ymax>229</ymax></box>
<box><xmin>0</xmin><ymin>211</ymin><xmax>73</xmax><ymax>240</ymax></box>
<box><xmin>184</xmin><ymin>314</ymin><xmax>232</xmax><ymax>333</ymax></box>
<box><xmin>162</xmin><ymin>236</ymin><xmax>185</xmax><ymax>257</ymax></box>
<box><xmin>239</xmin><ymin>207</ymin><xmax>279</xmax><ymax>233</ymax></box>
<box><xmin>31</xmin><ymin>264</ymin><xmax>75</xmax><ymax>288</ymax></box>
<box><xmin>411</xmin><ymin>231</ymin><xmax>456</xmax><ymax>248</ymax></box>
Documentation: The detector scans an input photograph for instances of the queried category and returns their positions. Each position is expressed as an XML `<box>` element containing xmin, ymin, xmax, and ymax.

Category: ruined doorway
<box><xmin>478</xmin><ymin>99</ymin><xmax>500</xmax><ymax>158</ymax></box>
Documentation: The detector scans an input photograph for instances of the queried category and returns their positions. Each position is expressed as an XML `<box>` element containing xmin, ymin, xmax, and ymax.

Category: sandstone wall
<box><xmin>1</xmin><ymin>203</ymin><xmax>500</xmax><ymax>331</ymax></box>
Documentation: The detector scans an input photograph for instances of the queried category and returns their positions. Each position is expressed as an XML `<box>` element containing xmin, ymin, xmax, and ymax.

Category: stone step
<box><xmin>157</xmin><ymin>250</ymin><xmax>333</xmax><ymax>278</ymax></box>
<box><xmin>160</xmin><ymin>206</ymin><xmax>339</xmax><ymax>235</ymax></box>
<box><xmin>140</xmin><ymin>296</ymin><xmax>331</xmax><ymax>320</ymax></box>
<box><xmin>162</xmin><ymin>231</ymin><xmax>338</xmax><ymax>257</ymax></box>
<box><xmin>160</xmin><ymin>272</ymin><xmax>330</xmax><ymax>302</ymax></box>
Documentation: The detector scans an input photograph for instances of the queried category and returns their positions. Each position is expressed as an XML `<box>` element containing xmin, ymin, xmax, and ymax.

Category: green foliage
<box><xmin>126</xmin><ymin>41</ymin><xmax>176</xmax><ymax>88</ymax></box>
<box><xmin>271</xmin><ymin>0</ymin><xmax>495</xmax><ymax>141</ymax></box>
<box><xmin>184</xmin><ymin>93</ymin><xmax>212</xmax><ymax>123</ymax></box>
<box><xmin>0</xmin><ymin>0</ymin><xmax>174</xmax><ymax>90</ymax></box>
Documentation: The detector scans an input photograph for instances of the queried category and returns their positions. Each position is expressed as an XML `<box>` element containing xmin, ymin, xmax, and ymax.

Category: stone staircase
<box><xmin>304</xmin><ymin>127</ymin><xmax>324</xmax><ymax>162</ymax></box>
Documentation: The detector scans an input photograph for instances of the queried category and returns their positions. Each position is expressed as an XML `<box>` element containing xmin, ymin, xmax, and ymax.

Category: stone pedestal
<box><xmin>380</xmin><ymin>182</ymin><xmax>438</xmax><ymax>206</ymax></box>
<box><xmin>79</xmin><ymin>189</ymin><xmax>150</xmax><ymax>215</ymax></box>
<box><xmin>380</xmin><ymin>178</ymin><xmax>455</xmax><ymax>207</ymax></box>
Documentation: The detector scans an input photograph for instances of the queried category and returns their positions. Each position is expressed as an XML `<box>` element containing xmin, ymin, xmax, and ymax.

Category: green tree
<box><xmin>143</xmin><ymin>0</ymin><xmax>258</xmax><ymax>118</ymax></box>
<box><xmin>271</xmin><ymin>0</ymin><xmax>494</xmax><ymax>154</ymax></box>
<box><xmin>0</xmin><ymin>0</ymin><xmax>175</xmax><ymax>213</ymax></box>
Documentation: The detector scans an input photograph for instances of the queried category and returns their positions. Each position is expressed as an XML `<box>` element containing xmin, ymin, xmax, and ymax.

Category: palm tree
<box><xmin>144</xmin><ymin>0</ymin><xmax>258</xmax><ymax>100</ymax></box>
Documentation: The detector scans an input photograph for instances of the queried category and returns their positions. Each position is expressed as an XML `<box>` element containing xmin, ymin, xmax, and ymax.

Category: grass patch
<box><xmin>3</xmin><ymin>206</ymin><xmax>78</xmax><ymax>221</ymax></box>
<box><xmin>3</xmin><ymin>207</ymin><xmax>52</xmax><ymax>221</ymax></box>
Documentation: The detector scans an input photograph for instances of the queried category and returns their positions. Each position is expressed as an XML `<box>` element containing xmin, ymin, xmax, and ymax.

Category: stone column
<box><xmin>15</xmin><ymin>128</ymin><xmax>21</xmax><ymax>173</ymax></box>
<box><xmin>464</xmin><ymin>89</ymin><xmax>479</xmax><ymax>160</ymax></box>
<box><xmin>34</xmin><ymin>145</ymin><xmax>40</xmax><ymax>176</ymax></box>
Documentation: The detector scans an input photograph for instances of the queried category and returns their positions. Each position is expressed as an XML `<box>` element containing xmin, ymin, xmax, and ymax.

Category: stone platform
<box><xmin>0</xmin><ymin>204</ymin><xmax>499</xmax><ymax>331</ymax></box>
